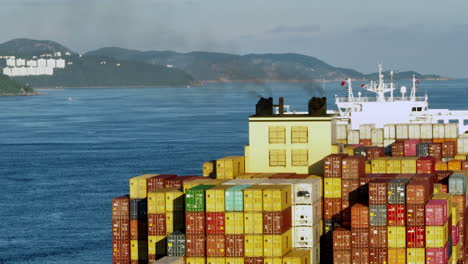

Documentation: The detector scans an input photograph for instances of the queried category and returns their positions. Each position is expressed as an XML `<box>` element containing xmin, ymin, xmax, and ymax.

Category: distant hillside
<box><xmin>13</xmin><ymin>55</ymin><xmax>194</xmax><ymax>88</ymax></box>
<box><xmin>0</xmin><ymin>74</ymin><xmax>35</xmax><ymax>95</ymax></box>
<box><xmin>86</xmin><ymin>47</ymin><xmax>445</xmax><ymax>81</ymax></box>
<box><xmin>0</xmin><ymin>38</ymin><xmax>75</xmax><ymax>57</ymax></box>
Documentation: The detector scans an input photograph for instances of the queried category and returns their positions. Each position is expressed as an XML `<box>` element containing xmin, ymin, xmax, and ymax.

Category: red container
<box><xmin>352</xmin><ymin>247</ymin><xmax>370</xmax><ymax>263</ymax></box>
<box><xmin>206</xmin><ymin>212</ymin><xmax>225</xmax><ymax>235</ymax></box>
<box><xmin>351</xmin><ymin>227</ymin><xmax>369</xmax><ymax>248</ymax></box>
<box><xmin>406</xmin><ymin>226</ymin><xmax>425</xmax><ymax>248</ymax></box>
<box><xmin>369</xmin><ymin>248</ymin><xmax>388</xmax><ymax>264</ymax></box>
<box><xmin>186</xmin><ymin>212</ymin><xmax>206</xmax><ymax>235</ymax></box>
<box><xmin>333</xmin><ymin>227</ymin><xmax>351</xmax><ymax>250</ymax></box>
<box><xmin>407</xmin><ymin>204</ymin><xmax>425</xmax><ymax>226</ymax></box>
<box><xmin>207</xmin><ymin>235</ymin><xmax>226</xmax><ymax>257</ymax></box>
<box><xmin>426</xmin><ymin>243</ymin><xmax>449</xmax><ymax>264</ymax></box>
<box><xmin>342</xmin><ymin>156</ymin><xmax>366</xmax><ymax>180</ymax></box>
<box><xmin>428</xmin><ymin>143</ymin><xmax>442</xmax><ymax>159</ymax></box>
<box><xmin>404</xmin><ymin>139</ymin><xmax>420</xmax><ymax>157</ymax></box>
<box><xmin>324</xmin><ymin>198</ymin><xmax>342</xmax><ymax>220</ymax></box>
<box><xmin>406</xmin><ymin>181</ymin><xmax>432</xmax><ymax>205</ymax></box>
<box><xmin>129</xmin><ymin>219</ymin><xmax>148</xmax><ymax>240</ymax></box>
<box><xmin>113</xmin><ymin>239</ymin><xmax>131</xmax><ymax>261</ymax></box>
<box><xmin>462</xmin><ymin>161</ymin><xmax>468</xmax><ymax>170</ymax></box>
<box><xmin>453</xmin><ymin>222</ymin><xmax>460</xmax><ymax>246</ymax></box>
<box><xmin>351</xmin><ymin>204</ymin><xmax>369</xmax><ymax>228</ymax></box>
<box><xmin>366</xmin><ymin>147</ymin><xmax>385</xmax><ymax>160</ymax></box>
<box><xmin>148</xmin><ymin>256</ymin><xmax>156</xmax><ymax>264</ymax></box>
<box><xmin>112</xmin><ymin>195</ymin><xmax>130</xmax><ymax>220</ymax></box>
<box><xmin>112</xmin><ymin>219</ymin><xmax>130</xmax><ymax>240</ymax></box>
<box><xmin>244</xmin><ymin>257</ymin><xmax>264</xmax><ymax>264</ymax></box>
<box><xmin>186</xmin><ymin>235</ymin><xmax>206</xmax><ymax>257</ymax></box>
<box><xmin>225</xmin><ymin>234</ymin><xmax>244</xmax><ymax>257</ymax></box>
<box><xmin>130</xmin><ymin>261</ymin><xmax>146</xmax><ymax>264</ymax></box>
<box><xmin>436</xmin><ymin>170</ymin><xmax>453</xmax><ymax>181</ymax></box>
<box><xmin>148</xmin><ymin>213</ymin><xmax>166</xmax><ymax>236</ymax></box>
<box><xmin>147</xmin><ymin>174</ymin><xmax>178</xmax><ymax>192</ymax></box>
<box><xmin>392</xmin><ymin>142</ymin><xmax>405</xmax><ymax>157</ymax></box>
<box><xmin>452</xmin><ymin>195</ymin><xmax>466</xmax><ymax>218</ymax></box>
<box><xmin>369</xmin><ymin>226</ymin><xmax>387</xmax><ymax>248</ymax></box>
<box><xmin>263</xmin><ymin>207</ymin><xmax>292</xmax><ymax>234</ymax></box>
<box><xmin>341</xmin><ymin>179</ymin><xmax>360</xmax><ymax>201</ymax></box>
<box><xmin>342</xmin><ymin>199</ymin><xmax>352</xmax><ymax>223</ymax></box>
<box><xmin>165</xmin><ymin>176</ymin><xmax>200</xmax><ymax>189</ymax></box>
<box><xmin>387</xmin><ymin>204</ymin><xmax>406</xmax><ymax>226</ymax></box>
<box><xmin>334</xmin><ymin>250</ymin><xmax>352</xmax><ymax>264</ymax></box>
<box><xmin>359</xmin><ymin>139</ymin><xmax>373</xmax><ymax>146</ymax></box>
<box><xmin>368</xmin><ymin>179</ymin><xmax>389</xmax><ymax>205</ymax></box>
<box><xmin>442</xmin><ymin>141</ymin><xmax>457</xmax><ymax>158</ymax></box>
<box><xmin>426</xmin><ymin>199</ymin><xmax>448</xmax><ymax>226</ymax></box>
<box><xmin>324</xmin><ymin>154</ymin><xmax>348</xmax><ymax>177</ymax></box>
<box><xmin>416</xmin><ymin>157</ymin><xmax>436</xmax><ymax>173</ymax></box>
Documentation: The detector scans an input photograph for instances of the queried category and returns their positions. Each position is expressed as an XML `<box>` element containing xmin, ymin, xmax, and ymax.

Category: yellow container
<box><xmin>401</xmin><ymin>157</ymin><xmax>417</xmax><ymax>173</ymax></box>
<box><xmin>183</xmin><ymin>179</ymin><xmax>210</xmax><ymax>192</ymax></box>
<box><xmin>324</xmin><ymin>178</ymin><xmax>342</xmax><ymax>198</ymax></box>
<box><xmin>343</xmin><ymin>145</ymin><xmax>357</xmax><ymax>156</ymax></box>
<box><xmin>433</xmin><ymin>184</ymin><xmax>443</xmax><ymax>194</ymax></box>
<box><xmin>244</xmin><ymin>185</ymin><xmax>267</xmax><ymax>212</ymax></box>
<box><xmin>206</xmin><ymin>185</ymin><xmax>231</xmax><ymax>212</ymax></box>
<box><xmin>147</xmin><ymin>235</ymin><xmax>166</xmax><ymax>256</ymax></box>
<box><xmin>203</xmin><ymin>160</ymin><xmax>216</xmax><ymax>177</ymax></box>
<box><xmin>147</xmin><ymin>188</ymin><xmax>184</xmax><ymax>214</ymax></box>
<box><xmin>386</xmin><ymin>158</ymin><xmax>402</xmax><ymax>174</ymax></box>
<box><xmin>432</xmin><ymin>193</ymin><xmax>453</xmax><ymax>213</ymax></box>
<box><xmin>282</xmin><ymin>249</ymin><xmax>311</xmax><ymax>264</ymax></box>
<box><xmin>388</xmin><ymin>248</ymin><xmax>406</xmax><ymax>264</ymax></box>
<box><xmin>454</xmin><ymin>153</ymin><xmax>468</xmax><ymax>160</ymax></box>
<box><xmin>426</xmin><ymin>223</ymin><xmax>449</xmax><ymax>248</ymax></box>
<box><xmin>130</xmin><ymin>239</ymin><xmax>148</xmax><ymax>260</ymax></box>
<box><xmin>245</xmin><ymin>234</ymin><xmax>264</xmax><ymax>257</ymax></box>
<box><xmin>452</xmin><ymin>245</ymin><xmax>459</xmax><ymax>264</ymax></box>
<box><xmin>365</xmin><ymin>161</ymin><xmax>372</xmax><ymax>174</ymax></box>
<box><xmin>207</xmin><ymin>258</ymin><xmax>226</xmax><ymax>264</ymax></box>
<box><xmin>129</xmin><ymin>174</ymin><xmax>158</xmax><ymax>199</ymax></box>
<box><xmin>406</xmin><ymin>248</ymin><xmax>425</xmax><ymax>264</ymax></box>
<box><xmin>263</xmin><ymin>185</ymin><xmax>292</xmax><ymax>211</ymax></box>
<box><xmin>452</xmin><ymin>203</ymin><xmax>460</xmax><ymax>226</ymax></box>
<box><xmin>225</xmin><ymin>258</ymin><xmax>243</xmax><ymax>264</ymax></box>
<box><xmin>387</xmin><ymin>226</ymin><xmax>406</xmax><ymax>248</ymax></box>
<box><xmin>244</xmin><ymin>211</ymin><xmax>263</xmax><ymax>234</ymax></box>
<box><xmin>435</xmin><ymin>161</ymin><xmax>448</xmax><ymax>171</ymax></box>
<box><xmin>265</xmin><ymin>257</ymin><xmax>283</xmax><ymax>264</ymax></box>
<box><xmin>187</xmin><ymin>257</ymin><xmax>206</xmax><ymax>264</ymax></box>
<box><xmin>448</xmin><ymin>160</ymin><xmax>462</xmax><ymax>171</ymax></box>
<box><xmin>225</xmin><ymin>212</ymin><xmax>244</xmax><ymax>234</ymax></box>
<box><xmin>216</xmin><ymin>156</ymin><xmax>245</xmax><ymax>179</ymax></box>
<box><xmin>371</xmin><ymin>158</ymin><xmax>387</xmax><ymax>173</ymax></box>
<box><xmin>263</xmin><ymin>229</ymin><xmax>292</xmax><ymax>257</ymax></box>
<box><xmin>166</xmin><ymin>211</ymin><xmax>184</xmax><ymax>234</ymax></box>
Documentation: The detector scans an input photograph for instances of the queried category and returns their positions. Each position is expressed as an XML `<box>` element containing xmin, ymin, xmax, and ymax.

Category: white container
<box><xmin>309</xmin><ymin>245</ymin><xmax>320</xmax><ymax>264</ymax></box>
<box><xmin>420</xmin><ymin>124</ymin><xmax>433</xmax><ymax>139</ymax></box>
<box><xmin>347</xmin><ymin>130</ymin><xmax>360</xmax><ymax>144</ymax></box>
<box><xmin>458</xmin><ymin>136</ymin><xmax>468</xmax><ymax>153</ymax></box>
<box><xmin>408</xmin><ymin>124</ymin><xmax>421</xmax><ymax>139</ymax></box>
<box><xmin>336</xmin><ymin>124</ymin><xmax>349</xmax><ymax>140</ymax></box>
<box><xmin>445</xmin><ymin>123</ymin><xmax>459</xmax><ymax>139</ymax></box>
<box><xmin>292</xmin><ymin>200</ymin><xmax>322</xmax><ymax>226</ymax></box>
<box><xmin>292</xmin><ymin>224</ymin><xmax>322</xmax><ymax>248</ymax></box>
<box><xmin>384</xmin><ymin>124</ymin><xmax>396</xmax><ymax>139</ymax></box>
<box><xmin>371</xmin><ymin>128</ymin><xmax>384</xmax><ymax>146</ymax></box>
<box><xmin>384</xmin><ymin>139</ymin><xmax>396</xmax><ymax>147</ymax></box>
<box><xmin>359</xmin><ymin>124</ymin><xmax>375</xmax><ymax>139</ymax></box>
<box><xmin>156</xmin><ymin>257</ymin><xmax>184</xmax><ymax>264</ymax></box>
<box><xmin>294</xmin><ymin>179</ymin><xmax>322</xmax><ymax>204</ymax></box>
<box><xmin>396</xmin><ymin>124</ymin><xmax>409</xmax><ymax>139</ymax></box>
<box><xmin>221</xmin><ymin>179</ymin><xmax>265</xmax><ymax>185</ymax></box>
<box><xmin>433</xmin><ymin>124</ymin><xmax>445</xmax><ymax>139</ymax></box>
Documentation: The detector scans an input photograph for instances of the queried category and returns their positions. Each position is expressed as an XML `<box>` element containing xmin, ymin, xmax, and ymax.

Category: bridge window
<box><xmin>437</xmin><ymin>120</ymin><xmax>444</xmax><ymax>124</ymax></box>
<box><xmin>464</xmin><ymin>120</ymin><xmax>468</xmax><ymax>126</ymax></box>
<box><xmin>269</xmin><ymin>149</ymin><xmax>286</xmax><ymax>167</ymax></box>
<box><xmin>412</xmin><ymin>107</ymin><xmax>423</xmax><ymax>112</ymax></box>
<box><xmin>449</xmin><ymin>120</ymin><xmax>459</xmax><ymax>124</ymax></box>
<box><xmin>291</xmin><ymin>126</ymin><xmax>308</xmax><ymax>143</ymax></box>
<box><xmin>291</xmin><ymin>149</ymin><xmax>308</xmax><ymax>166</ymax></box>
<box><xmin>269</xmin><ymin>126</ymin><xmax>286</xmax><ymax>144</ymax></box>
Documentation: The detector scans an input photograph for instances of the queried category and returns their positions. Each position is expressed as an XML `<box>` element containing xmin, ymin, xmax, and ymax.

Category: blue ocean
<box><xmin>1</xmin><ymin>80</ymin><xmax>468</xmax><ymax>263</ymax></box>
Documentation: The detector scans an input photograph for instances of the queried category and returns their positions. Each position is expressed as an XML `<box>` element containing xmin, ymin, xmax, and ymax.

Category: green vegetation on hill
<box><xmin>0</xmin><ymin>38</ymin><xmax>75</xmax><ymax>58</ymax></box>
<box><xmin>0</xmin><ymin>74</ymin><xmax>35</xmax><ymax>95</ymax></box>
<box><xmin>13</xmin><ymin>55</ymin><xmax>194</xmax><ymax>87</ymax></box>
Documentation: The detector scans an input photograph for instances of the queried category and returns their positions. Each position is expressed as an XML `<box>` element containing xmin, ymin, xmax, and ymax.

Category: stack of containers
<box><xmin>387</xmin><ymin>179</ymin><xmax>408</xmax><ymax>264</ymax></box>
<box><xmin>368</xmin><ymin>179</ymin><xmax>389</xmax><ymax>263</ymax></box>
<box><xmin>336</xmin><ymin>124</ymin><xmax>349</xmax><ymax>144</ymax></box>
<box><xmin>384</xmin><ymin>124</ymin><xmax>396</xmax><ymax>147</ymax></box>
<box><xmin>425</xmin><ymin>193</ymin><xmax>453</xmax><ymax>263</ymax></box>
<box><xmin>147</xmin><ymin>188</ymin><xmax>184</xmax><ymax>262</ymax></box>
<box><xmin>216</xmin><ymin>156</ymin><xmax>245</xmax><ymax>180</ymax></box>
<box><xmin>359</xmin><ymin>124</ymin><xmax>375</xmax><ymax>146</ymax></box>
<box><xmin>243</xmin><ymin>185</ymin><xmax>266</xmax><ymax>264</ymax></box>
<box><xmin>350</xmin><ymin>204</ymin><xmax>370</xmax><ymax>263</ymax></box>
<box><xmin>113</xmin><ymin>195</ymin><xmax>131</xmax><ymax>264</ymax></box>
<box><xmin>396</xmin><ymin>124</ymin><xmax>409</xmax><ymax>141</ymax></box>
<box><xmin>449</xmin><ymin>174</ymin><xmax>467</xmax><ymax>261</ymax></box>
<box><xmin>341</xmin><ymin>156</ymin><xmax>366</xmax><ymax>223</ymax></box>
<box><xmin>323</xmin><ymin>154</ymin><xmax>347</xmax><ymax>235</ymax></box>
<box><xmin>371</xmin><ymin>128</ymin><xmax>384</xmax><ymax>147</ymax></box>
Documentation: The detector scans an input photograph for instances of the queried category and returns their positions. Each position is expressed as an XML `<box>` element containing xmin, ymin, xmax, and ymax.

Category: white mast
<box><xmin>410</xmin><ymin>74</ymin><xmax>417</xmax><ymax>101</ymax></box>
<box><xmin>347</xmin><ymin>78</ymin><xmax>354</xmax><ymax>102</ymax></box>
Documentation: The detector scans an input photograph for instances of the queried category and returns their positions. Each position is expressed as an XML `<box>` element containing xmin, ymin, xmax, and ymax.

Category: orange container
<box><xmin>435</xmin><ymin>161</ymin><xmax>448</xmax><ymax>171</ymax></box>
<box><xmin>448</xmin><ymin>160</ymin><xmax>462</xmax><ymax>171</ymax></box>
<box><xmin>351</xmin><ymin>204</ymin><xmax>369</xmax><ymax>228</ymax></box>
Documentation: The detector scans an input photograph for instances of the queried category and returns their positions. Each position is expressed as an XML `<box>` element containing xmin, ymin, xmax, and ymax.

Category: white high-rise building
<box><xmin>16</xmin><ymin>59</ymin><xmax>26</xmax><ymax>67</ymax></box>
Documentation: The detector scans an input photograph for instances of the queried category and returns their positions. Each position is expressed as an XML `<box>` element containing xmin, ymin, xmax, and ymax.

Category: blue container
<box><xmin>225</xmin><ymin>184</ymin><xmax>251</xmax><ymax>211</ymax></box>
<box><xmin>448</xmin><ymin>174</ymin><xmax>466</xmax><ymax>195</ymax></box>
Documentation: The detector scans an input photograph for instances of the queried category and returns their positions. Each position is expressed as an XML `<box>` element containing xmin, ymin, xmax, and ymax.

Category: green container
<box><xmin>185</xmin><ymin>185</ymin><xmax>215</xmax><ymax>212</ymax></box>
<box><xmin>225</xmin><ymin>184</ymin><xmax>251</xmax><ymax>212</ymax></box>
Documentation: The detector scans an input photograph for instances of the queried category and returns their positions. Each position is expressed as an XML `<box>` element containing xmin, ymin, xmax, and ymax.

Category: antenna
<box><xmin>347</xmin><ymin>78</ymin><xmax>354</xmax><ymax>102</ymax></box>
<box><xmin>410</xmin><ymin>74</ymin><xmax>417</xmax><ymax>101</ymax></box>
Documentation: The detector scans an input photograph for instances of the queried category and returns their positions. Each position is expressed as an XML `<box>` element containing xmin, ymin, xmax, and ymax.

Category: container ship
<box><xmin>112</xmin><ymin>66</ymin><xmax>468</xmax><ymax>264</ymax></box>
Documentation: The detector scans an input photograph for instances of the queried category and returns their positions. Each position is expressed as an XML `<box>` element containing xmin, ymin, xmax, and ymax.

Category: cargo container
<box><xmin>386</xmin><ymin>158</ymin><xmax>402</xmax><ymax>174</ymax></box>
<box><xmin>406</xmin><ymin>226</ymin><xmax>425</xmax><ymax>248</ymax></box>
<box><xmin>225</xmin><ymin>212</ymin><xmax>244</xmax><ymax>234</ymax></box>
<box><xmin>186</xmin><ymin>235</ymin><xmax>207</xmax><ymax>257</ymax></box>
<box><xmin>420</xmin><ymin>123</ymin><xmax>433</xmax><ymax>139</ymax></box>
<box><xmin>244</xmin><ymin>211</ymin><xmax>263</xmax><ymax>234</ymax></box>
<box><xmin>206</xmin><ymin>235</ymin><xmax>226</xmax><ymax>257</ymax></box>
<box><xmin>186</xmin><ymin>185</ymin><xmax>215</xmax><ymax>212</ymax></box>
<box><xmin>387</xmin><ymin>204</ymin><xmax>406</xmax><ymax>226</ymax></box>
<box><xmin>206</xmin><ymin>212</ymin><xmax>225</xmax><ymax>235</ymax></box>
<box><xmin>113</xmin><ymin>219</ymin><xmax>130</xmax><ymax>240</ymax></box>
<box><xmin>406</xmin><ymin>248</ymin><xmax>425</xmax><ymax>264</ymax></box>
<box><xmin>406</xmin><ymin>180</ymin><xmax>432</xmax><ymax>205</ymax></box>
<box><xmin>416</xmin><ymin>143</ymin><xmax>430</xmax><ymax>157</ymax></box>
<box><xmin>147</xmin><ymin>188</ymin><xmax>184</xmax><ymax>214</ymax></box>
<box><xmin>129</xmin><ymin>219</ymin><xmax>148</xmax><ymax>239</ymax></box>
<box><xmin>426</xmin><ymin>223</ymin><xmax>449</xmax><ymax>248</ymax></box>
<box><xmin>263</xmin><ymin>207</ymin><xmax>292</xmax><ymax>234</ymax></box>
<box><xmin>342</xmin><ymin>156</ymin><xmax>365</xmax><ymax>180</ymax></box>
<box><xmin>371</xmin><ymin>128</ymin><xmax>384</xmax><ymax>146</ymax></box>
<box><xmin>131</xmin><ymin>239</ymin><xmax>148</xmax><ymax>261</ymax></box>
<box><xmin>425</xmin><ymin>199</ymin><xmax>448</xmax><ymax>226</ymax></box>
<box><xmin>166</xmin><ymin>211</ymin><xmax>184</xmax><ymax>234</ymax></box>
<box><xmin>392</xmin><ymin>142</ymin><xmax>405</xmax><ymax>157</ymax></box>
<box><xmin>333</xmin><ymin>227</ymin><xmax>351</xmax><ymax>250</ymax></box>
<box><xmin>416</xmin><ymin>156</ymin><xmax>435</xmax><ymax>173</ymax></box>
<box><xmin>384</xmin><ymin>124</ymin><xmax>396</xmax><ymax>139</ymax></box>
<box><xmin>337</xmin><ymin>124</ymin><xmax>349</xmax><ymax>140</ymax></box>
<box><xmin>359</xmin><ymin>124</ymin><xmax>375</xmax><ymax>139</ymax></box>
<box><xmin>445</xmin><ymin>123</ymin><xmax>458</xmax><ymax>139</ymax></box>
<box><xmin>426</xmin><ymin>243</ymin><xmax>449</xmax><ymax>263</ymax></box>
<box><xmin>244</xmin><ymin>234</ymin><xmax>264</xmax><ymax>257</ymax></box>
<box><xmin>351</xmin><ymin>228</ymin><xmax>369</xmax><ymax>248</ymax></box>
<box><xmin>433</xmin><ymin>124</ymin><xmax>445</xmax><ymax>139</ymax></box>
<box><xmin>113</xmin><ymin>195</ymin><xmax>130</xmax><ymax>220</ymax></box>
<box><xmin>130</xmin><ymin>174</ymin><xmax>158</xmax><ymax>199</ymax></box>
<box><xmin>369</xmin><ymin>226</ymin><xmax>388</xmax><ymax>248</ymax></box>
<box><xmin>351</xmin><ymin>247</ymin><xmax>370</xmax><ymax>263</ymax></box>
<box><xmin>263</xmin><ymin>185</ymin><xmax>292</xmax><ymax>212</ymax></box>
<box><xmin>396</xmin><ymin>124</ymin><xmax>409</xmax><ymax>139</ymax></box>
<box><xmin>449</xmin><ymin>174</ymin><xmax>467</xmax><ymax>195</ymax></box>
<box><xmin>442</xmin><ymin>141</ymin><xmax>457</xmax><ymax>158</ymax></box>
<box><xmin>388</xmin><ymin>226</ymin><xmax>406</xmax><ymax>248</ymax></box>
<box><xmin>351</xmin><ymin>204</ymin><xmax>369</xmax><ymax>228</ymax></box>
<box><xmin>408</xmin><ymin>124</ymin><xmax>421</xmax><ymax>139</ymax></box>
<box><xmin>388</xmin><ymin>248</ymin><xmax>406</xmax><ymax>264</ymax></box>
<box><xmin>387</xmin><ymin>179</ymin><xmax>409</xmax><ymax>205</ymax></box>
<box><xmin>186</xmin><ymin>212</ymin><xmax>205</xmax><ymax>235</ymax></box>
<box><xmin>324</xmin><ymin>178</ymin><xmax>342</xmax><ymax>198</ymax></box>
<box><xmin>282</xmin><ymin>249</ymin><xmax>311</xmax><ymax>264</ymax></box>
<box><xmin>130</xmin><ymin>199</ymin><xmax>147</xmax><ymax>220</ymax></box>
<box><xmin>292</xmin><ymin>224</ymin><xmax>321</xmax><ymax>248</ymax></box>
<box><xmin>216</xmin><ymin>156</ymin><xmax>245</xmax><ymax>179</ymax></box>
<box><xmin>244</xmin><ymin>257</ymin><xmax>265</xmax><ymax>264</ymax></box>
<box><xmin>404</xmin><ymin>139</ymin><xmax>420</xmax><ymax>156</ymax></box>
<box><xmin>186</xmin><ymin>257</ymin><xmax>206</xmax><ymax>264</ymax></box>
<box><xmin>369</xmin><ymin>248</ymin><xmax>388</xmax><ymax>264</ymax></box>
<box><xmin>203</xmin><ymin>161</ymin><xmax>216</xmax><ymax>177</ymax></box>
<box><xmin>293</xmin><ymin>178</ymin><xmax>322</xmax><ymax>204</ymax></box>
<box><xmin>324</xmin><ymin>154</ymin><xmax>348</xmax><ymax>178</ymax></box>
<box><xmin>244</xmin><ymin>185</ymin><xmax>267</xmax><ymax>212</ymax></box>
<box><xmin>292</xmin><ymin>202</ymin><xmax>321</xmax><ymax>226</ymax></box>
<box><xmin>113</xmin><ymin>239</ymin><xmax>131</xmax><ymax>261</ymax></box>
<box><xmin>429</xmin><ymin>143</ymin><xmax>442</xmax><ymax>159</ymax></box>
<box><xmin>206</xmin><ymin>185</ymin><xmax>231</xmax><ymax>212</ymax></box>
<box><xmin>147</xmin><ymin>174</ymin><xmax>178</xmax><ymax>192</ymax></box>
<box><xmin>333</xmin><ymin>249</ymin><xmax>351</xmax><ymax>263</ymax></box>
<box><xmin>401</xmin><ymin>157</ymin><xmax>418</xmax><ymax>173</ymax></box>
<box><xmin>448</xmin><ymin>160</ymin><xmax>462</xmax><ymax>171</ymax></box>
<box><xmin>369</xmin><ymin>179</ymin><xmax>389</xmax><ymax>204</ymax></box>
<box><xmin>369</xmin><ymin>205</ymin><xmax>387</xmax><ymax>227</ymax></box>
<box><xmin>341</xmin><ymin>179</ymin><xmax>360</xmax><ymax>201</ymax></box>
<box><xmin>371</xmin><ymin>158</ymin><xmax>387</xmax><ymax>174</ymax></box>
<box><xmin>167</xmin><ymin>232</ymin><xmax>185</xmax><ymax>256</ymax></box>
<box><xmin>347</xmin><ymin>130</ymin><xmax>360</xmax><ymax>144</ymax></box>
<box><xmin>225</xmin><ymin>185</ymin><xmax>251</xmax><ymax>211</ymax></box>
<box><xmin>225</xmin><ymin>234</ymin><xmax>244</xmax><ymax>257</ymax></box>
<box><xmin>458</xmin><ymin>136</ymin><xmax>468</xmax><ymax>153</ymax></box>
<box><xmin>366</xmin><ymin>147</ymin><xmax>385</xmax><ymax>160</ymax></box>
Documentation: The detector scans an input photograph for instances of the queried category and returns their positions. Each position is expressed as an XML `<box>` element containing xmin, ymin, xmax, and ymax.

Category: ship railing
<box><xmin>335</xmin><ymin>96</ymin><xmax>426</xmax><ymax>103</ymax></box>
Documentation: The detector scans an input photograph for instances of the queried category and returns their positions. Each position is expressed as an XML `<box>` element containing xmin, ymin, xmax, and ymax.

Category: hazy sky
<box><xmin>2</xmin><ymin>0</ymin><xmax>468</xmax><ymax>77</ymax></box>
